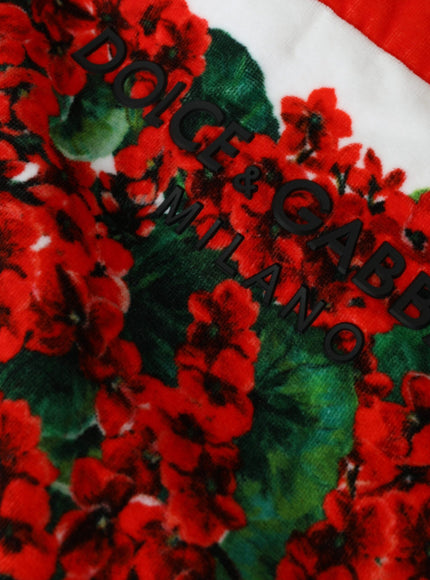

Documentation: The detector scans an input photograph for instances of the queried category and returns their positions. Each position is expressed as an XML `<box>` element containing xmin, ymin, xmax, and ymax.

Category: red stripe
<box><xmin>318</xmin><ymin>0</ymin><xmax>430</xmax><ymax>85</ymax></box>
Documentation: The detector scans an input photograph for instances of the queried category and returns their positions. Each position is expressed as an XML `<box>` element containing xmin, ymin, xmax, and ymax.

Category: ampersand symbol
<box><xmin>232</xmin><ymin>165</ymin><xmax>262</xmax><ymax>199</ymax></box>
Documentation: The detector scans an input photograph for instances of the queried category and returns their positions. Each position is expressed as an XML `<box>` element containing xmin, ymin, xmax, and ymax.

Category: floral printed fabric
<box><xmin>1</xmin><ymin>0</ymin><xmax>430</xmax><ymax>579</ymax></box>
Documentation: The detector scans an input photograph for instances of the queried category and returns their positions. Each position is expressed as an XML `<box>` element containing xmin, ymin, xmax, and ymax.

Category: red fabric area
<box><xmin>318</xmin><ymin>0</ymin><xmax>430</xmax><ymax>85</ymax></box>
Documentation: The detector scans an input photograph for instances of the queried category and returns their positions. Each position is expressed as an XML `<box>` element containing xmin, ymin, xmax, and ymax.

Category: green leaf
<box><xmin>221</xmin><ymin>308</ymin><xmax>359</xmax><ymax>579</ymax></box>
<box><xmin>49</xmin><ymin>74</ymin><xmax>129</xmax><ymax>161</ymax></box>
<box><xmin>43</xmin><ymin>424</ymin><xmax>103</xmax><ymax>485</ymax></box>
<box><xmin>123</xmin><ymin>220</ymin><xmax>225</xmax><ymax>386</ymax></box>
<box><xmin>374</xmin><ymin>325</ymin><xmax>430</xmax><ymax>402</ymax></box>
<box><xmin>186</xmin><ymin>29</ymin><xmax>280</xmax><ymax>140</ymax></box>
<box><xmin>410</xmin><ymin>188</ymin><xmax>430</xmax><ymax>202</ymax></box>
<box><xmin>0</xmin><ymin>348</ymin><xmax>100</xmax><ymax>483</ymax></box>
<box><xmin>47</xmin><ymin>483</ymin><xmax>76</xmax><ymax>532</ymax></box>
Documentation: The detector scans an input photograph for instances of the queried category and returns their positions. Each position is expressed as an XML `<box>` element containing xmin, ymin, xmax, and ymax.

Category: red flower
<box><xmin>0</xmin><ymin>480</ymin><xmax>57</xmax><ymax>580</ymax></box>
<box><xmin>0</xmin><ymin>192</ymin><xmax>45</xmax><ymax>279</ymax></box>
<box><xmin>164</xmin><ymin>444</ymin><xmax>245</xmax><ymax>546</ymax></box>
<box><xmin>0</xmin><ymin>395</ymin><xmax>58</xmax><ymax>580</ymax></box>
<box><xmin>294</xmin><ymin>179</ymin><xmax>417</xmax><ymax>335</ymax></box>
<box><xmin>0</xmin><ymin>94</ymin><xmax>11</xmax><ymax>126</ymax></box>
<box><xmin>182</xmin><ymin>127</ymin><xmax>236</xmax><ymax>248</ymax></box>
<box><xmin>26</xmin><ymin>266</ymin><xmax>90</xmax><ymax>356</ymax></box>
<box><xmin>9</xmin><ymin>183</ymin><xmax>134</xmax><ymax>358</ymax></box>
<box><xmin>82</xmin><ymin>337</ymin><xmax>142</xmax><ymax>383</ymax></box>
<box><xmin>58</xmin><ymin>458</ymin><xmax>216</xmax><ymax>579</ymax></box>
<box><xmin>32</xmin><ymin>153</ymin><xmax>98</xmax><ymax>205</ymax></box>
<box><xmin>229</xmin><ymin>162</ymin><xmax>309</xmax><ymax>302</ymax></box>
<box><xmin>57</xmin><ymin>458</ymin><xmax>135</xmax><ymax>578</ymax></box>
<box><xmin>277</xmin><ymin>560</ymin><xmax>354</xmax><ymax>580</ymax></box>
<box><xmin>0</xmin><ymin>5</ymin><xmax>34</xmax><ymax>66</ymax></box>
<box><xmin>134</xmin><ymin>376</ymin><xmax>240</xmax><ymax>474</ymax></box>
<box><xmin>102</xmin><ymin>0</ymin><xmax>211</xmax><ymax>93</ymax></box>
<box><xmin>354</xmin><ymin>371</ymin><xmax>394</xmax><ymax>406</ymax></box>
<box><xmin>0</xmin><ymin>140</ymin><xmax>28</xmax><ymax>179</ymax></box>
<box><xmin>176</xmin><ymin>363</ymin><xmax>254</xmax><ymax>442</ymax></box>
<box><xmin>0</xmin><ymin>152</ymin><xmax>133</xmax><ymax>363</ymax></box>
<box><xmin>277</xmin><ymin>487</ymin><xmax>430</xmax><ymax>580</ymax></box>
<box><xmin>112</xmin><ymin>124</ymin><xmax>180</xmax><ymax>225</ymax></box>
<box><xmin>31</xmin><ymin>0</ymin><xmax>99</xmax><ymax>40</ymax></box>
<box><xmin>167</xmin><ymin>485</ymin><xmax>246</xmax><ymax>548</ymax></box>
<box><xmin>100</xmin><ymin>118</ymin><xmax>200</xmax><ymax>238</ymax></box>
<box><xmin>117</xmin><ymin>497</ymin><xmax>216</xmax><ymax>579</ymax></box>
<box><xmin>347</xmin><ymin>148</ymin><xmax>406</xmax><ymax>201</ymax></box>
<box><xmin>92</xmin><ymin>345</ymin><xmax>147</xmax><ymax>438</ymax></box>
<box><xmin>26</xmin><ymin>26</ymin><xmax>95</xmax><ymax>95</ymax></box>
<box><xmin>102</xmin><ymin>417</ymin><xmax>162</xmax><ymax>496</ymax></box>
<box><xmin>280</xmin><ymin>88</ymin><xmax>352</xmax><ymax>166</ymax></box>
<box><xmin>183</xmin><ymin>132</ymin><xmax>313</xmax><ymax>304</ymax></box>
<box><xmin>277</xmin><ymin>370</ymin><xmax>430</xmax><ymax>579</ymax></box>
<box><xmin>185</xmin><ymin>130</ymin><xmax>296</xmax><ymax>252</ymax></box>
<box><xmin>95</xmin><ymin>375</ymin><xmax>147</xmax><ymax>437</ymax></box>
<box><xmin>348</xmin><ymin>373</ymin><xmax>430</xmax><ymax>496</ymax></box>
<box><xmin>276</xmin><ymin>521</ymin><xmax>354</xmax><ymax>580</ymax></box>
<box><xmin>146</xmin><ymin>383</ymin><xmax>212</xmax><ymax>473</ymax></box>
<box><xmin>0</xmin><ymin>271</ymin><xmax>32</xmax><ymax>362</ymax></box>
<box><xmin>311</xmin><ymin>279</ymin><xmax>396</xmax><ymax>336</ymax></box>
<box><xmin>123</xmin><ymin>0</ymin><xmax>210</xmax><ymax>81</ymax></box>
<box><xmin>324</xmin><ymin>486</ymin><xmax>430</xmax><ymax>578</ymax></box>
<box><xmin>32</xmin><ymin>0</ymin><xmax>210</xmax><ymax>97</ymax></box>
<box><xmin>0</xmin><ymin>395</ymin><xmax>58</xmax><ymax>488</ymax></box>
<box><xmin>171</xmin><ymin>281</ymin><xmax>259</xmax><ymax>442</ymax></box>
<box><xmin>0</xmin><ymin>68</ymin><xmax>60</xmax><ymax>145</ymax></box>
<box><xmin>181</xmin><ymin>279</ymin><xmax>260</xmax><ymax>363</ymax></box>
<box><xmin>402</xmin><ymin>190</ymin><xmax>430</xmax><ymax>263</ymax></box>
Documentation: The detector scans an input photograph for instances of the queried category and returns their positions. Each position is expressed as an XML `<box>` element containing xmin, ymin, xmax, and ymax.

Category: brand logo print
<box><xmin>72</xmin><ymin>28</ymin><xmax>430</xmax><ymax>362</ymax></box>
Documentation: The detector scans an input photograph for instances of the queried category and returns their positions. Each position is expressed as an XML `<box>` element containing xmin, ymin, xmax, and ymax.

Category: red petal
<box><xmin>0</xmin><ymin>479</ymin><xmax>50</xmax><ymax>529</ymax></box>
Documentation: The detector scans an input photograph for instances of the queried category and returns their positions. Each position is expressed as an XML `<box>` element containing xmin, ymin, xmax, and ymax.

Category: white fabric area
<box><xmin>187</xmin><ymin>0</ymin><xmax>430</xmax><ymax>195</ymax></box>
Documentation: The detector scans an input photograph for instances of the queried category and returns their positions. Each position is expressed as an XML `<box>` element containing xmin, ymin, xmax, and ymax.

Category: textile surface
<box><xmin>1</xmin><ymin>0</ymin><xmax>430</xmax><ymax>578</ymax></box>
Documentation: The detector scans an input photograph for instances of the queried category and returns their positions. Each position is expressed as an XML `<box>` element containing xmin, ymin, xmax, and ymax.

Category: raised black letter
<box><xmin>389</xmin><ymin>272</ymin><xmax>430</xmax><ymax>329</ymax></box>
<box><xmin>278</xmin><ymin>285</ymin><xmax>326</xmax><ymax>332</ymax></box>
<box><xmin>307</xmin><ymin>219</ymin><xmax>362</xmax><ymax>276</ymax></box>
<box><xmin>152</xmin><ymin>185</ymin><xmax>203</xmax><ymax>234</ymax></box>
<box><xmin>72</xmin><ymin>27</ymin><xmax>126</xmax><ymax>73</ymax></box>
<box><xmin>113</xmin><ymin>61</ymin><xmax>166</xmax><ymax>108</ymax></box>
<box><xmin>144</xmin><ymin>82</ymin><xmax>187</xmax><ymax>128</ymax></box>
<box><xmin>242</xmin><ymin>264</ymin><xmax>281</xmax><ymax>306</ymax></box>
<box><xmin>169</xmin><ymin>100</ymin><xmax>225</xmax><ymax>152</ymax></box>
<box><xmin>324</xmin><ymin>323</ymin><xmax>364</xmax><ymax>363</ymax></box>
<box><xmin>353</xmin><ymin>241</ymin><xmax>406</xmax><ymax>298</ymax></box>
<box><xmin>215</xmin><ymin>234</ymin><xmax>244</xmax><ymax>276</ymax></box>
<box><xmin>197</xmin><ymin>121</ymin><xmax>254</xmax><ymax>172</ymax></box>
<box><xmin>272</xmin><ymin>180</ymin><xmax>332</xmax><ymax>235</ymax></box>
<box><xmin>195</xmin><ymin>218</ymin><xmax>224</xmax><ymax>250</ymax></box>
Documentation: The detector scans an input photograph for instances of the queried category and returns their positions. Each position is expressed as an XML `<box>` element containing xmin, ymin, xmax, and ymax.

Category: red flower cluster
<box><xmin>99</xmin><ymin>122</ymin><xmax>195</xmax><ymax>238</ymax></box>
<box><xmin>276</xmin><ymin>371</ymin><xmax>430</xmax><ymax>579</ymax></box>
<box><xmin>0</xmin><ymin>0</ymin><xmax>164</xmax><ymax>367</ymax></box>
<box><xmin>56</xmin><ymin>456</ymin><xmax>216</xmax><ymax>580</ymax></box>
<box><xmin>182</xmin><ymin>128</ymin><xmax>308</xmax><ymax>294</ymax></box>
<box><xmin>0</xmin><ymin>394</ymin><xmax>58</xmax><ymax>580</ymax></box>
<box><xmin>3</xmin><ymin>0</ymin><xmax>429</xmax><ymax>575</ymax></box>
<box><xmin>0</xmin><ymin>0</ymin><xmax>210</xmax><ymax>241</ymax></box>
<box><xmin>56</xmin><ymin>280</ymin><xmax>260</xmax><ymax>578</ymax></box>
<box><xmin>178</xmin><ymin>88</ymin><xmax>430</xmax><ymax>355</ymax></box>
<box><xmin>0</xmin><ymin>164</ymin><xmax>133</xmax><ymax>362</ymax></box>
<box><xmin>0</xmin><ymin>0</ymin><xmax>210</xmax><ymax>97</ymax></box>
<box><xmin>280</xmin><ymin>88</ymin><xmax>352</xmax><ymax>168</ymax></box>
<box><xmin>0</xmin><ymin>67</ymin><xmax>60</xmax><ymax>163</ymax></box>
